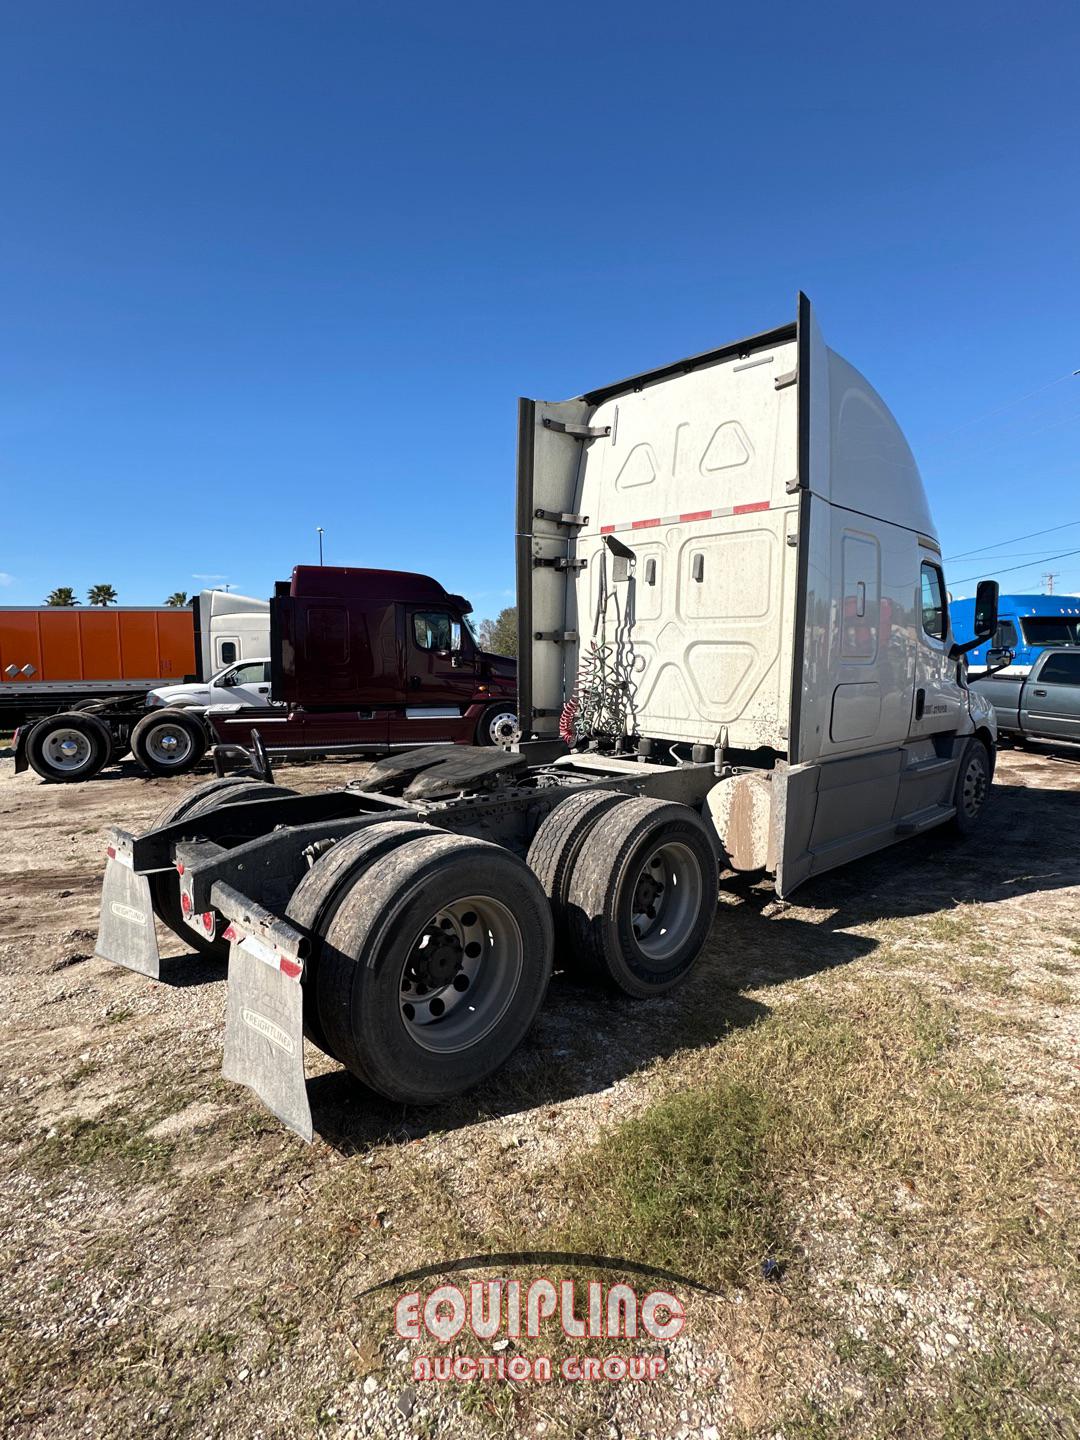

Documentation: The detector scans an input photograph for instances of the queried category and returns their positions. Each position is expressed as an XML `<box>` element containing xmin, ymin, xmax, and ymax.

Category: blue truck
<box><xmin>950</xmin><ymin>592</ymin><xmax>1080</xmax><ymax>673</ymax></box>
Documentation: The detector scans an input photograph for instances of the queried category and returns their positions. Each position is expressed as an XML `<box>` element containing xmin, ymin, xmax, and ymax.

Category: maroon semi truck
<box><xmin>15</xmin><ymin>567</ymin><xmax>517</xmax><ymax>781</ymax></box>
<box><xmin>214</xmin><ymin>566</ymin><xmax>517</xmax><ymax>758</ymax></box>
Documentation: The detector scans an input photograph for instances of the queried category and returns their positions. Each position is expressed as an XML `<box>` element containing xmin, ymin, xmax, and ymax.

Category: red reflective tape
<box><xmin>106</xmin><ymin>845</ymin><xmax>116</xmax><ymax>860</ymax></box>
<box><xmin>280</xmin><ymin>957</ymin><xmax>303</xmax><ymax>980</ymax></box>
<box><xmin>632</xmin><ymin>517</ymin><xmax>661</xmax><ymax>529</ymax></box>
<box><xmin>175</xmin><ymin>861</ymin><xmax>184</xmax><ymax>875</ymax></box>
<box><xmin>600</xmin><ymin>524</ymin><xmax>615</xmax><ymax>534</ymax></box>
<box><xmin>680</xmin><ymin>510</ymin><xmax>712</xmax><ymax>523</ymax></box>
<box><xmin>733</xmin><ymin>500</ymin><xmax>770</xmax><ymax>514</ymax></box>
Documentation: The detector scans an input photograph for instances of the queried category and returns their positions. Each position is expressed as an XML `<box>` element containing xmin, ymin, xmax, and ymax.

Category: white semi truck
<box><xmin>95</xmin><ymin>296</ymin><xmax>1000</xmax><ymax>1139</ymax></box>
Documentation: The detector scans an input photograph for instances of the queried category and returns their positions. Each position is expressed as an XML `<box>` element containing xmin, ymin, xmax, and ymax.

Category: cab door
<box><xmin>401</xmin><ymin>606</ymin><xmax>478</xmax><ymax>742</ymax></box>
<box><xmin>211</xmin><ymin>660</ymin><xmax>272</xmax><ymax>706</ymax></box>
<box><xmin>1021</xmin><ymin>652</ymin><xmax>1080</xmax><ymax>739</ymax></box>
<box><xmin>910</xmin><ymin>552</ymin><xmax>965</xmax><ymax>739</ymax></box>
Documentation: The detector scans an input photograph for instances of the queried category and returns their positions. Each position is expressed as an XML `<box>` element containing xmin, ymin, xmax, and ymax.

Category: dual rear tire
<box><xmin>25</xmin><ymin>712</ymin><xmax>112</xmax><ymax>782</ymax></box>
<box><xmin>291</xmin><ymin>794</ymin><xmax>716</xmax><ymax>1101</ymax></box>
<box><xmin>130</xmin><ymin>709</ymin><xmax>208</xmax><ymax>776</ymax></box>
<box><xmin>527</xmin><ymin>792</ymin><xmax>718</xmax><ymax>997</ymax></box>
<box><xmin>289</xmin><ymin>824</ymin><xmax>554</xmax><ymax>1104</ymax></box>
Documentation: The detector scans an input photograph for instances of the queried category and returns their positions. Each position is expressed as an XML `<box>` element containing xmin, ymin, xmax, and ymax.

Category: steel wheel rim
<box><xmin>961</xmin><ymin>753</ymin><xmax>987</xmax><ymax>817</ymax></box>
<box><xmin>629</xmin><ymin>839</ymin><xmax>703</xmax><ymax>963</ymax></box>
<box><xmin>146</xmin><ymin>722</ymin><xmax>195</xmax><ymax>767</ymax></box>
<box><xmin>399</xmin><ymin>895</ymin><xmax>523</xmax><ymax>1053</ymax></box>
<box><xmin>42</xmin><ymin>727</ymin><xmax>94</xmax><ymax>773</ymax></box>
<box><xmin>488</xmin><ymin>711</ymin><xmax>518</xmax><ymax>745</ymax></box>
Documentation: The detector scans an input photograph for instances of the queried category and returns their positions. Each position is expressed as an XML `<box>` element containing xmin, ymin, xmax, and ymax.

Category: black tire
<box><xmin>131</xmin><ymin>710</ymin><xmax>208</xmax><ymax>777</ymax></box>
<box><xmin>285</xmin><ymin>820</ymin><xmax>434</xmax><ymax>1053</ymax></box>
<box><xmin>148</xmin><ymin>777</ymin><xmax>297</xmax><ymax>957</ymax></box>
<box><xmin>949</xmin><ymin>737</ymin><xmax>992</xmax><ymax>836</ymax></box>
<box><xmin>526</xmin><ymin>790</ymin><xmax>631</xmax><ymax>954</ymax></box>
<box><xmin>476</xmin><ymin>703</ymin><xmax>519</xmax><ymax>747</ymax></box>
<box><xmin>317</xmin><ymin>832</ymin><xmax>554</xmax><ymax>1104</ymax></box>
<box><xmin>26</xmin><ymin>712</ymin><xmax>111</xmax><ymax>783</ymax></box>
<box><xmin>565</xmin><ymin>796</ymin><xmax>717</xmax><ymax>997</ymax></box>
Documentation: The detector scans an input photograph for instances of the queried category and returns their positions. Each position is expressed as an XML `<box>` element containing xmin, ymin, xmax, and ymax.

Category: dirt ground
<box><xmin>0</xmin><ymin>744</ymin><xmax>1077</xmax><ymax>1439</ymax></box>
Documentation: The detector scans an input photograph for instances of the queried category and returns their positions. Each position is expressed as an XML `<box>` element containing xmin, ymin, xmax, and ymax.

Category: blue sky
<box><xmin>1</xmin><ymin>1</ymin><xmax>1078</xmax><ymax>615</ymax></box>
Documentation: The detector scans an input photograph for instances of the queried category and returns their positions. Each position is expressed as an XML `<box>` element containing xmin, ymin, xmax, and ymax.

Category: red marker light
<box><xmin>280</xmin><ymin>958</ymin><xmax>302</xmax><ymax>980</ymax></box>
<box><xmin>222</xmin><ymin>924</ymin><xmax>239</xmax><ymax>943</ymax></box>
<box><xmin>202</xmin><ymin>912</ymin><xmax>214</xmax><ymax>933</ymax></box>
<box><xmin>106</xmin><ymin>845</ymin><xmax>116</xmax><ymax>860</ymax></box>
<box><xmin>176</xmin><ymin>861</ymin><xmax>185</xmax><ymax>875</ymax></box>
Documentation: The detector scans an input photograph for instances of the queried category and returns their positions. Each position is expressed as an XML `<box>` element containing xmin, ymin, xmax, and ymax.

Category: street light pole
<box><xmin>317</xmin><ymin>527</ymin><xmax>325</xmax><ymax>565</ymax></box>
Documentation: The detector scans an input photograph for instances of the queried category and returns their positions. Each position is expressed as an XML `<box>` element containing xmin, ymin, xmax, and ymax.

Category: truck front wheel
<box><xmin>950</xmin><ymin>738</ymin><xmax>991</xmax><ymax>836</ymax></box>
<box><xmin>131</xmin><ymin>710</ymin><xmax>208</xmax><ymax>776</ymax></box>
<box><xmin>565</xmin><ymin>797</ymin><xmax>717</xmax><ymax>997</ymax></box>
<box><xmin>476</xmin><ymin>703</ymin><xmax>518</xmax><ymax>747</ymax></box>
<box><xmin>315</xmin><ymin>831</ymin><xmax>553</xmax><ymax>1104</ymax></box>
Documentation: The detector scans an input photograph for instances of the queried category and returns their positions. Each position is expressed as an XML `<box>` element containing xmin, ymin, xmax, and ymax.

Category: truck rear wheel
<box><xmin>950</xmin><ymin>737</ymin><xmax>991</xmax><ymax>836</ymax></box>
<box><xmin>26</xmin><ymin>712</ymin><xmax>111</xmax><ymax>783</ymax></box>
<box><xmin>527</xmin><ymin>789</ymin><xmax>631</xmax><ymax>954</ymax></box>
<box><xmin>565</xmin><ymin>796</ymin><xmax>717</xmax><ymax>997</ymax></box>
<box><xmin>148</xmin><ymin>778</ymin><xmax>298</xmax><ymax>958</ymax></box>
<box><xmin>131</xmin><ymin>710</ymin><xmax>207</xmax><ymax>776</ymax></box>
<box><xmin>285</xmin><ymin>820</ymin><xmax>433</xmax><ymax>1053</ymax></box>
<box><xmin>316</xmin><ymin>832</ymin><xmax>553</xmax><ymax>1104</ymax></box>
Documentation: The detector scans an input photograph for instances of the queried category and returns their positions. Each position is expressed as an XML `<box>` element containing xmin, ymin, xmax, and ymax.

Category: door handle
<box><xmin>1033</xmin><ymin>688</ymin><xmax>1047</xmax><ymax>696</ymax></box>
<box><xmin>915</xmin><ymin>688</ymin><xmax>925</xmax><ymax>721</ymax></box>
<box><xmin>258</xmin><ymin>686</ymin><xmax>269</xmax><ymax>693</ymax></box>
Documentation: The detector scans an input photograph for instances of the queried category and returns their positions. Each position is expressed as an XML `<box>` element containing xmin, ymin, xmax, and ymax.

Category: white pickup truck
<box><xmin>147</xmin><ymin>659</ymin><xmax>274</xmax><ymax>711</ymax></box>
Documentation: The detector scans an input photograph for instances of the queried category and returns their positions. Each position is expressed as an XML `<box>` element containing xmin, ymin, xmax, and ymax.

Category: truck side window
<box><xmin>920</xmin><ymin>562</ymin><xmax>947</xmax><ymax>641</ymax></box>
<box><xmin>1038</xmin><ymin>653</ymin><xmax>1080</xmax><ymax>685</ymax></box>
<box><xmin>220</xmin><ymin>641</ymin><xmax>237</xmax><ymax>665</ymax></box>
<box><xmin>412</xmin><ymin>611</ymin><xmax>454</xmax><ymax>651</ymax></box>
<box><xmin>994</xmin><ymin>621</ymin><xmax>1018</xmax><ymax>650</ymax></box>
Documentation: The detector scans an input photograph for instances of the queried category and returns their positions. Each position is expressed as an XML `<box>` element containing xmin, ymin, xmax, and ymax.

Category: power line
<box><xmin>951</xmin><ymin>544</ymin><xmax>1080</xmax><ymax>588</ymax></box>
<box><xmin>928</xmin><ymin>368</ymin><xmax>1079</xmax><ymax>443</ymax></box>
<box><xmin>944</xmin><ymin>516</ymin><xmax>1080</xmax><ymax>563</ymax></box>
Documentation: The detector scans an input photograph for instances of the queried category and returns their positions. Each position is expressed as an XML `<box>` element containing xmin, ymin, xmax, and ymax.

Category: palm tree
<box><xmin>164</xmin><ymin>591</ymin><xmax>189</xmax><ymax>607</ymax></box>
<box><xmin>45</xmin><ymin>587</ymin><xmax>79</xmax><ymax>606</ymax></box>
<box><xmin>87</xmin><ymin>584</ymin><xmax>118</xmax><ymax>606</ymax></box>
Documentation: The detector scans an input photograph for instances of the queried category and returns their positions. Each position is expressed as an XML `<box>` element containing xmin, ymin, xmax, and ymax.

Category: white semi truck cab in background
<box><xmin>517</xmin><ymin>292</ymin><xmax>998</xmax><ymax>894</ymax></box>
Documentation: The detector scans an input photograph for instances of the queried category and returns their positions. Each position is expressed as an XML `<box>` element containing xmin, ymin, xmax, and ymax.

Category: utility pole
<box><xmin>317</xmin><ymin>527</ymin><xmax>325</xmax><ymax>565</ymax></box>
<box><xmin>1042</xmin><ymin>571</ymin><xmax>1058</xmax><ymax>595</ymax></box>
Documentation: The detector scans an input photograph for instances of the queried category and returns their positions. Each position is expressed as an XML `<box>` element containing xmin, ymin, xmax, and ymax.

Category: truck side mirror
<box><xmin>973</xmin><ymin>579</ymin><xmax>999</xmax><ymax>640</ymax></box>
<box><xmin>984</xmin><ymin>647</ymin><xmax>1015</xmax><ymax>674</ymax></box>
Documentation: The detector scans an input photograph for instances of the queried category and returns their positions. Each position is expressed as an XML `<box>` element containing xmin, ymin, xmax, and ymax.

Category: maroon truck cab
<box><xmin>208</xmin><ymin>566</ymin><xmax>517</xmax><ymax>757</ymax></box>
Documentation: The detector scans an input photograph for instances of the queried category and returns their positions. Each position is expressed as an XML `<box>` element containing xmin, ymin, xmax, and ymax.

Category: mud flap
<box><xmin>95</xmin><ymin>855</ymin><xmax>161</xmax><ymax>978</ymax></box>
<box><xmin>215</xmin><ymin>883</ymin><xmax>313</xmax><ymax>1142</ymax></box>
<box><xmin>223</xmin><ymin>943</ymin><xmax>312</xmax><ymax>1141</ymax></box>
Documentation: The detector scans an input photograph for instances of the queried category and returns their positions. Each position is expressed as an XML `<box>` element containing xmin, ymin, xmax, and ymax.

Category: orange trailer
<box><xmin>0</xmin><ymin>607</ymin><xmax>196</xmax><ymax>723</ymax></box>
